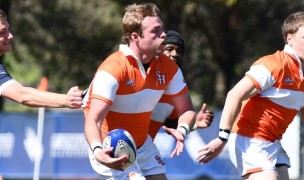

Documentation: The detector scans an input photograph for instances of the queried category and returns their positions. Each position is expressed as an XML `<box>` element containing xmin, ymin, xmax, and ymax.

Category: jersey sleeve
<box><xmin>245</xmin><ymin>55</ymin><xmax>277</xmax><ymax>92</ymax></box>
<box><xmin>0</xmin><ymin>64</ymin><xmax>16</xmax><ymax>95</ymax></box>
<box><xmin>90</xmin><ymin>70</ymin><xmax>119</xmax><ymax>105</ymax></box>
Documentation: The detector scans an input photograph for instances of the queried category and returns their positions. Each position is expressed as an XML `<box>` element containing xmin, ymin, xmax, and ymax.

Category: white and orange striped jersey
<box><xmin>149</xmin><ymin>92</ymin><xmax>185</xmax><ymax>139</ymax></box>
<box><xmin>232</xmin><ymin>45</ymin><xmax>304</xmax><ymax>142</ymax></box>
<box><xmin>82</xmin><ymin>44</ymin><xmax>188</xmax><ymax>147</ymax></box>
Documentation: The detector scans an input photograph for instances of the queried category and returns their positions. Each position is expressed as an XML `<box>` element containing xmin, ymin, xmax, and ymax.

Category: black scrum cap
<box><xmin>164</xmin><ymin>30</ymin><xmax>185</xmax><ymax>54</ymax></box>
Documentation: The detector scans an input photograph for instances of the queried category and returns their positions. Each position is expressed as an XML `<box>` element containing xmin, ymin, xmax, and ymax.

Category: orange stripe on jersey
<box><xmin>157</xmin><ymin>86</ymin><xmax>188</xmax><ymax>106</ymax></box>
<box><xmin>149</xmin><ymin>120</ymin><xmax>163</xmax><ymax>140</ymax></box>
<box><xmin>167</xmin><ymin>109</ymin><xmax>178</xmax><ymax>119</ymax></box>
<box><xmin>245</xmin><ymin>74</ymin><xmax>262</xmax><ymax>92</ymax></box>
<box><xmin>232</xmin><ymin>96</ymin><xmax>298</xmax><ymax>142</ymax></box>
<box><xmin>245</xmin><ymin>167</ymin><xmax>262</xmax><ymax>175</ymax></box>
<box><xmin>91</xmin><ymin>95</ymin><xmax>113</xmax><ymax>105</ymax></box>
<box><xmin>101</xmin><ymin>111</ymin><xmax>151</xmax><ymax>148</ymax></box>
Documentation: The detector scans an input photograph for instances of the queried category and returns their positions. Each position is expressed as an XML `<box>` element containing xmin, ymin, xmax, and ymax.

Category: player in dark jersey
<box><xmin>0</xmin><ymin>9</ymin><xmax>82</xmax><ymax>109</ymax></box>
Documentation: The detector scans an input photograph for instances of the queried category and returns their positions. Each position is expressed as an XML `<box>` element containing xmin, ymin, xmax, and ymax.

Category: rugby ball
<box><xmin>103</xmin><ymin>129</ymin><xmax>137</xmax><ymax>168</ymax></box>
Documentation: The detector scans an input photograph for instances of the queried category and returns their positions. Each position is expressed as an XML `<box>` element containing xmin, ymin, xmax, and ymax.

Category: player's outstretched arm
<box><xmin>2</xmin><ymin>81</ymin><xmax>83</xmax><ymax>108</ymax></box>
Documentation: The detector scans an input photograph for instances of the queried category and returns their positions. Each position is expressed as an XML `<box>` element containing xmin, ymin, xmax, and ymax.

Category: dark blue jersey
<box><xmin>0</xmin><ymin>64</ymin><xmax>14</xmax><ymax>94</ymax></box>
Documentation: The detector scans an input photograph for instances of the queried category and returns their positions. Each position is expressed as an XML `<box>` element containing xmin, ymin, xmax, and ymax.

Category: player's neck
<box><xmin>129</xmin><ymin>44</ymin><xmax>155</xmax><ymax>64</ymax></box>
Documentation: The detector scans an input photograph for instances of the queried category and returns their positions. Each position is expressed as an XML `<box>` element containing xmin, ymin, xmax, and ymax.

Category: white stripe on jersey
<box><xmin>164</xmin><ymin>68</ymin><xmax>187</xmax><ymax>95</ymax></box>
<box><xmin>93</xmin><ymin>71</ymin><xmax>119</xmax><ymax>102</ymax></box>
<box><xmin>111</xmin><ymin>89</ymin><xmax>164</xmax><ymax>113</ymax></box>
<box><xmin>150</xmin><ymin>103</ymin><xmax>174</xmax><ymax>122</ymax></box>
<box><xmin>246</xmin><ymin>64</ymin><xmax>275</xmax><ymax>91</ymax></box>
<box><xmin>261</xmin><ymin>87</ymin><xmax>304</xmax><ymax>110</ymax></box>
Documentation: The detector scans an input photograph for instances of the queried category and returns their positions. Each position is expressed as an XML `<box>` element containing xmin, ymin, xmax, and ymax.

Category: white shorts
<box><xmin>228</xmin><ymin>133</ymin><xmax>290</xmax><ymax>176</ymax></box>
<box><xmin>88</xmin><ymin>135</ymin><xmax>166</xmax><ymax>180</ymax></box>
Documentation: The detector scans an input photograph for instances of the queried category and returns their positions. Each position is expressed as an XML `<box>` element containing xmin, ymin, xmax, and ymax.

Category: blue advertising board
<box><xmin>0</xmin><ymin>110</ymin><xmax>98</xmax><ymax>179</ymax></box>
<box><xmin>0</xmin><ymin>110</ymin><xmax>299</xmax><ymax>179</ymax></box>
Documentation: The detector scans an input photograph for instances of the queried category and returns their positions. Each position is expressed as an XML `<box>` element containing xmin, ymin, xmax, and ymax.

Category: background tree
<box><xmin>156</xmin><ymin>0</ymin><xmax>304</xmax><ymax>107</ymax></box>
<box><xmin>2</xmin><ymin>0</ymin><xmax>304</xmax><ymax>111</ymax></box>
<box><xmin>8</xmin><ymin>0</ymin><xmax>122</xmax><ymax>92</ymax></box>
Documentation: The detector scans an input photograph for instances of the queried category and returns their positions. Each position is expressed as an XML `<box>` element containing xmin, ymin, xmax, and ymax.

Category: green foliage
<box><xmin>159</xmin><ymin>0</ymin><xmax>304</xmax><ymax>107</ymax></box>
<box><xmin>2</xmin><ymin>0</ymin><xmax>304</xmax><ymax>110</ymax></box>
<box><xmin>9</xmin><ymin>0</ymin><xmax>123</xmax><ymax>92</ymax></box>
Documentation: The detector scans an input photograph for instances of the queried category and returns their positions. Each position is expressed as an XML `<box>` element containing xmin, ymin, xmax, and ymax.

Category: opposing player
<box><xmin>197</xmin><ymin>11</ymin><xmax>304</xmax><ymax>180</ymax></box>
<box><xmin>0</xmin><ymin>9</ymin><xmax>82</xmax><ymax>109</ymax></box>
<box><xmin>149</xmin><ymin>30</ymin><xmax>214</xmax><ymax>142</ymax></box>
<box><xmin>82</xmin><ymin>3</ymin><xmax>196</xmax><ymax>180</ymax></box>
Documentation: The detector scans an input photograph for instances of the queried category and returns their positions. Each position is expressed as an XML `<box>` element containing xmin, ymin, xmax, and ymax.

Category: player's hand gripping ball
<box><xmin>103</xmin><ymin>129</ymin><xmax>137</xmax><ymax>169</ymax></box>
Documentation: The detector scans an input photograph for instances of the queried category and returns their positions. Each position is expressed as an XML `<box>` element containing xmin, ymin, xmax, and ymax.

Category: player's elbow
<box><xmin>18</xmin><ymin>88</ymin><xmax>38</xmax><ymax>107</ymax></box>
<box><xmin>19</xmin><ymin>96</ymin><xmax>36</xmax><ymax>107</ymax></box>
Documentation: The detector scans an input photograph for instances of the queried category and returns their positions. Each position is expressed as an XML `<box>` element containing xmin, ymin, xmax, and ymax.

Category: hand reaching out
<box><xmin>66</xmin><ymin>86</ymin><xmax>83</xmax><ymax>109</ymax></box>
<box><xmin>162</xmin><ymin>125</ymin><xmax>185</xmax><ymax>158</ymax></box>
<box><xmin>195</xmin><ymin>103</ymin><xmax>214</xmax><ymax>128</ymax></box>
<box><xmin>197</xmin><ymin>137</ymin><xmax>226</xmax><ymax>164</ymax></box>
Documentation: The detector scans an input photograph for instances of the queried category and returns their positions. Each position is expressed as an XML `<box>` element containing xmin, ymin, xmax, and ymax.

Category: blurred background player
<box><xmin>0</xmin><ymin>9</ymin><xmax>82</xmax><ymax>109</ymax></box>
<box><xmin>149</xmin><ymin>30</ymin><xmax>214</xmax><ymax>140</ymax></box>
<box><xmin>82</xmin><ymin>3</ymin><xmax>197</xmax><ymax>180</ymax></box>
<box><xmin>197</xmin><ymin>11</ymin><xmax>304</xmax><ymax>180</ymax></box>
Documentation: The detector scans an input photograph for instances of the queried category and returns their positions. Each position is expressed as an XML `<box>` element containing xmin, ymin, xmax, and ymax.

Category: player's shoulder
<box><xmin>97</xmin><ymin>51</ymin><xmax>126</xmax><ymax>71</ymax></box>
<box><xmin>254</xmin><ymin>50</ymin><xmax>292</xmax><ymax>68</ymax></box>
<box><xmin>259</xmin><ymin>50</ymin><xmax>289</xmax><ymax>61</ymax></box>
<box><xmin>104</xmin><ymin>51</ymin><xmax>125</xmax><ymax>63</ymax></box>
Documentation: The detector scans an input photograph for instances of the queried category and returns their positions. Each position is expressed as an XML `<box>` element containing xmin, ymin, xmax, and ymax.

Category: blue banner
<box><xmin>0</xmin><ymin>110</ymin><xmax>299</xmax><ymax>179</ymax></box>
<box><xmin>0</xmin><ymin>110</ymin><xmax>98</xmax><ymax>179</ymax></box>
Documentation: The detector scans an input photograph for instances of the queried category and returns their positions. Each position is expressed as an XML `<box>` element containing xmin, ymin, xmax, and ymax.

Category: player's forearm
<box><xmin>19</xmin><ymin>87</ymin><xmax>68</xmax><ymax>108</ymax></box>
<box><xmin>219</xmin><ymin>90</ymin><xmax>242</xmax><ymax>130</ymax></box>
<box><xmin>85</xmin><ymin>119</ymin><xmax>103</xmax><ymax>148</ymax></box>
<box><xmin>84</xmin><ymin>100</ymin><xmax>110</xmax><ymax>148</ymax></box>
<box><xmin>177</xmin><ymin>110</ymin><xmax>196</xmax><ymax>136</ymax></box>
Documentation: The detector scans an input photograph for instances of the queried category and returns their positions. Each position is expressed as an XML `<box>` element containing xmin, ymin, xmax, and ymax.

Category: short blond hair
<box><xmin>122</xmin><ymin>3</ymin><xmax>162</xmax><ymax>44</ymax></box>
<box><xmin>282</xmin><ymin>12</ymin><xmax>304</xmax><ymax>43</ymax></box>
